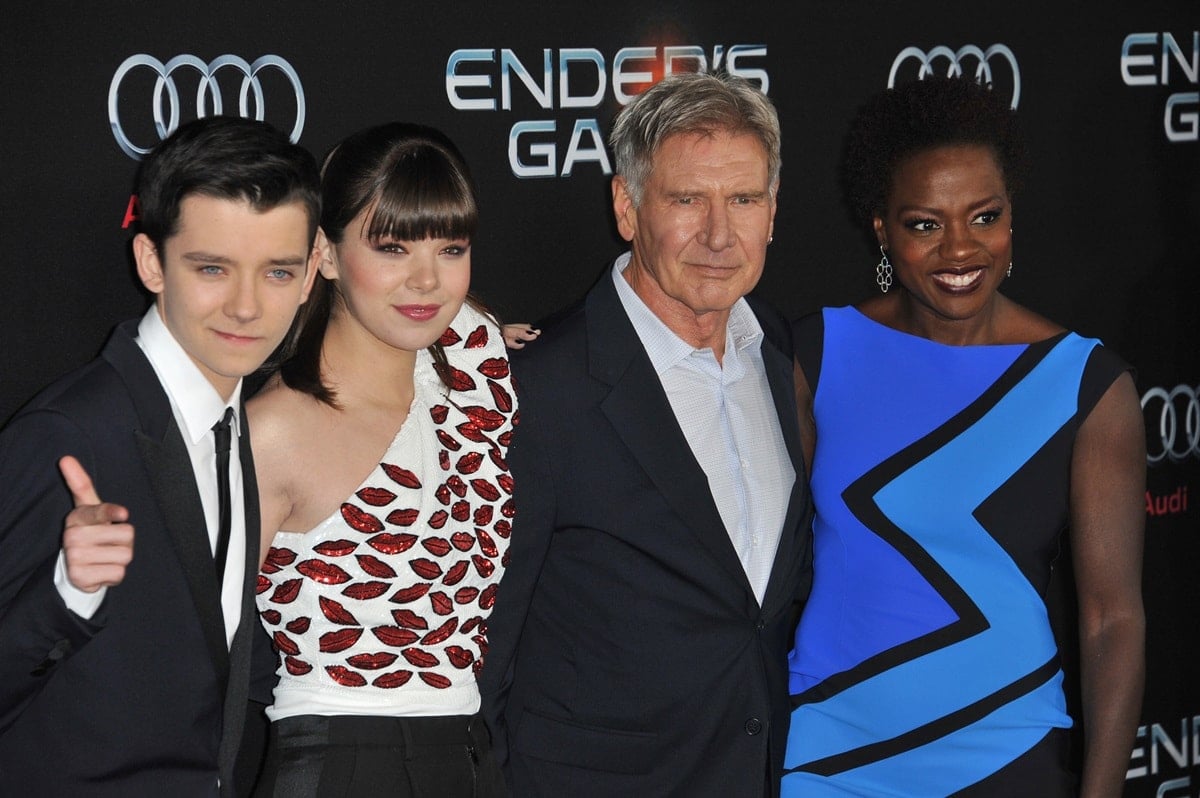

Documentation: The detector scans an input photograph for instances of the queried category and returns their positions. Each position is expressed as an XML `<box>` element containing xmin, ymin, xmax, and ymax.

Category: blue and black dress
<box><xmin>782</xmin><ymin>306</ymin><xmax>1127</xmax><ymax>797</ymax></box>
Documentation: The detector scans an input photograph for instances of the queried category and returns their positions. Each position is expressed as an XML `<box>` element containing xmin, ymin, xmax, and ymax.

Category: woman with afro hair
<box><xmin>781</xmin><ymin>77</ymin><xmax>1144</xmax><ymax>797</ymax></box>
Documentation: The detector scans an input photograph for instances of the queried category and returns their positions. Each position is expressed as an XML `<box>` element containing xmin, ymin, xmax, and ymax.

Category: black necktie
<box><xmin>212</xmin><ymin>407</ymin><xmax>234</xmax><ymax>583</ymax></box>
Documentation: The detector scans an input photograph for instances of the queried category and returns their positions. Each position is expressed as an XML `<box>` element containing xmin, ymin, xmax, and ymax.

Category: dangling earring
<box><xmin>1007</xmin><ymin>227</ymin><xmax>1013</xmax><ymax>277</ymax></box>
<box><xmin>876</xmin><ymin>246</ymin><xmax>893</xmax><ymax>294</ymax></box>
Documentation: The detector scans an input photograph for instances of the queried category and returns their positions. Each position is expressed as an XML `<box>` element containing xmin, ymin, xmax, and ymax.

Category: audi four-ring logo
<box><xmin>888</xmin><ymin>44</ymin><xmax>1021</xmax><ymax>109</ymax></box>
<box><xmin>108</xmin><ymin>54</ymin><xmax>306</xmax><ymax>159</ymax></box>
<box><xmin>1142</xmin><ymin>385</ymin><xmax>1200</xmax><ymax>464</ymax></box>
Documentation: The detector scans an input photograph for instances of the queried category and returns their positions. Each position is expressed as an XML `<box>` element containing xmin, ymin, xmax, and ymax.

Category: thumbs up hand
<box><xmin>58</xmin><ymin>456</ymin><xmax>134</xmax><ymax>593</ymax></box>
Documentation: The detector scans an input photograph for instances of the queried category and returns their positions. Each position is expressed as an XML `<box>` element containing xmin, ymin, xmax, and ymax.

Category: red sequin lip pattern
<box><xmin>257</xmin><ymin>317</ymin><xmax>516</xmax><ymax>689</ymax></box>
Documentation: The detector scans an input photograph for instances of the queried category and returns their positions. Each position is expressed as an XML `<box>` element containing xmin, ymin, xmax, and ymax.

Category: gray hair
<box><xmin>609</xmin><ymin>71</ymin><xmax>781</xmax><ymax>206</ymax></box>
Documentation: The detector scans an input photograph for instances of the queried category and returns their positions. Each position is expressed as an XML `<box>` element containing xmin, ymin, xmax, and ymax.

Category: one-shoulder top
<box><xmin>256</xmin><ymin>304</ymin><xmax>517</xmax><ymax>720</ymax></box>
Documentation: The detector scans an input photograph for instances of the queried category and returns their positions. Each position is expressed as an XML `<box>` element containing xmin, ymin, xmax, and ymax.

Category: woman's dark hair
<box><xmin>279</xmin><ymin>122</ymin><xmax>482</xmax><ymax>405</ymax></box>
<box><xmin>840</xmin><ymin>77</ymin><xmax>1028</xmax><ymax>229</ymax></box>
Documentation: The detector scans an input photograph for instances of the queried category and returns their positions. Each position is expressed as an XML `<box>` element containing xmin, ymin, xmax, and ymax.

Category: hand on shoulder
<box><xmin>503</xmin><ymin>323</ymin><xmax>540</xmax><ymax>350</ymax></box>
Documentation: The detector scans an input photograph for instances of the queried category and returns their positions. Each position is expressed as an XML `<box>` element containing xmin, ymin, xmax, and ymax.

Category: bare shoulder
<box><xmin>1000</xmin><ymin>298</ymin><xmax>1066</xmax><ymax>343</ymax></box>
<box><xmin>247</xmin><ymin>377</ymin><xmax>325</xmax><ymax>483</ymax></box>
<box><xmin>249</xmin><ymin>374</ymin><xmax>314</xmax><ymax>424</ymax></box>
<box><xmin>854</xmin><ymin>294</ymin><xmax>889</xmax><ymax>323</ymax></box>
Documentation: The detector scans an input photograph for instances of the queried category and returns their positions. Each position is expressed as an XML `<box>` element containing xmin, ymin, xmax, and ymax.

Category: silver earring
<box><xmin>768</xmin><ymin>235</ymin><xmax>774</xmax><ymax>245</ymax></box>
<box><xmin>1007</xmin><ymin>228</ymin><xmax>1014</xmax><ymax>276</ymax></box>
<box><xmin>876</xmin><ymin>246</ymin><xmax>893</xmax><ymax>294</ymax></box>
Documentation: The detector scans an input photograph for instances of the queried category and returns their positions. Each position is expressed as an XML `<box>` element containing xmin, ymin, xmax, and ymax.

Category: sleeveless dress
<box><xmin>256</xmin><ymin>304</ymin><xmax>517</xmax><ymax>721</ymax></box>
<box><xmin>782</xmin><ymin>306</ymin><xmax>1128</xmax><ymax>797</ymax></box>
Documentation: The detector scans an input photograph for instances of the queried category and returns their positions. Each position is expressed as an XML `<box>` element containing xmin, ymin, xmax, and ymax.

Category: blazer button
<box><xmin>30</xmin><ymin>638</ymin><xmax>72</xmax><ymax>677</ymax></box>
<box><xmin>744</xmin><ymin>717</ymin><xmax>763</xmax><ymax>736</ymax></box>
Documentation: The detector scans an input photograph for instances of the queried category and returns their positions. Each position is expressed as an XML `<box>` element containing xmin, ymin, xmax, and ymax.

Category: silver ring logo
<box><xmin>888</xmin><ymin>44</ymin><xmax>1021</xmax><ymax>109</ymax></box>
<box><xmin>1142</xmin><ymin>385</ymin><xmax>1200</xmax><ymax>465</ymax></box>
<box><xmin>108</xmin><ymin>54</ymin><xmax>305</xmax><ymax>159</ymax></box>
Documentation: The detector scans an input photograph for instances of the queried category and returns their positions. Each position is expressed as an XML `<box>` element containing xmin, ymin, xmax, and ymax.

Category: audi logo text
<box><xmin>889</xmin><ymin>44</ymin><xmax>1021</xmax><ymax>109</ymax></box>
<box><xmin>108</xmin><ymin>54</ymin><xmax>306</xmax><ymax>159</ymax></box>
<box><xmin>1142</xmin><ymin>384</ymin><xmax>1200</xmax><ymax>465</ymax></box>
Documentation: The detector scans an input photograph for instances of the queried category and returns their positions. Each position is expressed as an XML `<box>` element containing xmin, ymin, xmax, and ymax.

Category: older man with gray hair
<box><xmin>481</xmin><ymin>71</ymin><xmax>812</xmax><ymax>797</ymax></box>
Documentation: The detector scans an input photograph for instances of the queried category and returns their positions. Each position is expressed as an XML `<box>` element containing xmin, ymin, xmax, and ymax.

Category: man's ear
<box><xmin>767</xmin><ymin>178</ymin><xmax>780</xmax><ymax>243</ymax></box>
<box><xmin>132</xmin><ymin>233</ymin><xmax>165</xmax><ymax>295</ymax></box>
<box><xmin>298</xmin><ymin>230</ymin><xmax>326</xmax><ymax>304</ymax></box>
<box><xmin>612</xmin><ymin>176</ymin><xmax>637</xmax><ymax>243</ymax></box>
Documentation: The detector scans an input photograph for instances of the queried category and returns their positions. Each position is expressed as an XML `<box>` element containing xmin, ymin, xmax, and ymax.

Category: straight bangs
<box><xmin>363</xmin><ymin>147</ymin><xmax>478</xmax><ymax>244</ymax></box>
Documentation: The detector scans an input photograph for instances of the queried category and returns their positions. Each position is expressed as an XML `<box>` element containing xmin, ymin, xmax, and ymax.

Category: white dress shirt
<box><xmin>56</xmin><ymin>306</ymin><xmax>246</xmax><ymax>648</ymax></box>
<box><xmin>612</xmin><ymin>253</ymin><xmax>795</xmax><ymax>604</ymax></box>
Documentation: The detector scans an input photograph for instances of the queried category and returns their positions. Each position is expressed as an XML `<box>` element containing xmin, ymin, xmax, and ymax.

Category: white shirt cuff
<box><xmin>53</xmin><ymin>550</ymin><xmax>106</xmax><ymax>619</ymax></box>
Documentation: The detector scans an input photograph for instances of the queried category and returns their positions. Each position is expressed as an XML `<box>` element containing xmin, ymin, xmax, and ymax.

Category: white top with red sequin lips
<box><xmin>256</xmin><ymin>303</ymin><xmax>517</xmax><ymax>720</ymax></box>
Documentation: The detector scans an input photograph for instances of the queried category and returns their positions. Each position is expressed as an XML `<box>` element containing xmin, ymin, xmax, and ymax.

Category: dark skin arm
<box><xmin>1070</xmin><ymin>372</ymin><xmax>1145</xmax><ymax>797</ymax></box>
<box><xmin>793</xmin><ymin>358</ymin><xmax>816</xmax><ymax>476</ymax></box>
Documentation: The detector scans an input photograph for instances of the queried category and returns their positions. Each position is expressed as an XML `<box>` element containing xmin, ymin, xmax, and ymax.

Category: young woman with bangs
<box><xmin>249</xmin><ymin>123</ymin><xmax>515</xmax><ymax>797</ymax></box>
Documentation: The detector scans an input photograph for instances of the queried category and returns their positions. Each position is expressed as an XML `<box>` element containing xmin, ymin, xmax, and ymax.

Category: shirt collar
<box><xmin>611</xmin><ymin>252</ymin><xmax>764</xmax><ymax>376</ymax></box>
<box><xmin>136</xmin><ymin>306</ymin><xmax>242</xmax><ymax>445</ymax></box>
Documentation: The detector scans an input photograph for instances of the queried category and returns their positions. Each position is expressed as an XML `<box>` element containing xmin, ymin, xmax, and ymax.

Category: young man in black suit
<box><xmin>0</xmin><ymin>116</ymin><xmax>320</xmax><ymax>796</ymax></box>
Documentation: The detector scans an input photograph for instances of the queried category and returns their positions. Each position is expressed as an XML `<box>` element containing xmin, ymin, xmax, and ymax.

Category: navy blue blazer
<box><xmin>0</xmin><ymin>319</ymin><xmax>260</xmax><ymax>797</ymax></box>
<box><xmin>481</xmin><ymin>268</ymin><xmax>813</xmax><ymax>797</ymax></box>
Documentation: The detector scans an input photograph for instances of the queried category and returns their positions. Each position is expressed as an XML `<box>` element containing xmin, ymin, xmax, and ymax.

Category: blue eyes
<box><xmin>197</xmin><ymin>265</ymin><xmax>294</xmax><ymax>280</ymax></box>
<box><xmin>674</xmin><ymin>196</ymin><xmax>757</xmax><ymax>206</ymax></box>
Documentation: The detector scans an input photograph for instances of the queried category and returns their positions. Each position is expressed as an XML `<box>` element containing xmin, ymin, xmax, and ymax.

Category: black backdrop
<box><xmin>2</xmin><ymin>2</ymin><xmax>1197</xmax><ymax>793</ymax></box>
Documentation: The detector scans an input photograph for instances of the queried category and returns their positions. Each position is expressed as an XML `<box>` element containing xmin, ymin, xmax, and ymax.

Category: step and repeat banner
<box><xmin>2</xmin><ymin>2</ymin><xmax>1196</xmax><ymax>793</ymax></box>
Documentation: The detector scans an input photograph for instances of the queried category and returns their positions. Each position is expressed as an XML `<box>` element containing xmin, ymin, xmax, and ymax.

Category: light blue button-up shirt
<box><xmin>612</xmin><ymin>253</ymin><xmax>794</xmax><ymax>604</ymax></box>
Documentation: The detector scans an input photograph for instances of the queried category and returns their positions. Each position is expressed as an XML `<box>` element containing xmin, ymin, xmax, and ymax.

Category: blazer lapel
<box><xmin>217</xmin><ymin>418</ymin><xmax>260</xmax><ymax>788</ymax></box>
<box><xmin>237</xmin><ymin>412</ymin><xmax>262</xmax><ymax>608</ymax></box>
<box><xmin>103</xmin><ymin>321</ymin><xmax>231</xmax><ymax>687</ymax></box>
<box><xmin>137</xmin><ymin>424</ymin><xmax>231</xmax><ymax>686</ymax></box>
<box><xmin>587</xmin><ymin>274</ymin><xmax>755</xmax><ymax>599</ymax></box>
<box><xmin>754</xmin><ymin>309</ymin><xmax>813</xmax><ymax>617</ymax></box>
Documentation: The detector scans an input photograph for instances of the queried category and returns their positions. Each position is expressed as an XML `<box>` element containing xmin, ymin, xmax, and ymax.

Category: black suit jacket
<box><xmin>0</xmin><ymin>319</ymin><xmax>261</xmax><ymax>797</ymax></box>
<box><xmin>481</xmin><ymin>270</ymin><xmax>813</xmax><ymax>797</ymax></box>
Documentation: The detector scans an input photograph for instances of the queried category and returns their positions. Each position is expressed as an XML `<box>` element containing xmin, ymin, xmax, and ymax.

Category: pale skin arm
<box><xmin>502</xmin><ymin>323</ymin><xmax>540</xmax><ymax>350</ymax></box>
<box><xmin>246</xmin><ymin>400</ymin><xmax>297</xmax><ymax>568</ymax></box>
<box><xmin>57</xmin><ymin>456</ymin><xmax>135</xmax><ymax>593</ymax></box>
<box><xmin>1070</xmin><ymin>372</ymin><xmax>1146</xmax><ymax>798</ymax></box>
<box><xmin>256</xmin><ymin>478</ymin><xmax>292</xmax><ymax>569</ymax></box>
